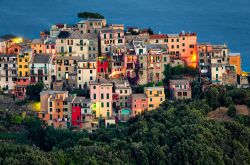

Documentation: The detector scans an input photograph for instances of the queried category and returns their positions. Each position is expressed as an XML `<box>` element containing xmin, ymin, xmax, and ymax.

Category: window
<box><xmin>150</xmin><ymin>91</ymin><xmax>152</xmax><ymax>95</ymax></box>
<box><xmin>63</xmin><ymin>108</ymin><xmax>68</xmax><ymax>112</ymax></box>
<box><xmin>118</xmin><ymin>39</ymin><xmax>123</xmax><ymax>43</ymax></box>
<box><xmin>50</xmin><ymin>108</ymin><xmax>52</xmax><ymax>112</ymax></box>
<box><xmin>69</xmin><ymin>46</ymin><xmax>72</xmax><ymax>53</ymax></box>
<box><xmin>150</xmin><ymin>98</ymin><xmax>153</xmax><ymax>102</ymax></box>
<box><xmin>164</xmin><ymin>39</ymin><xmax>168</xmax><ymax>43</ymax></box>
<box><xmin>177</xmin><ymin>39</ymin><xmax>179</xmax><ymax>42</ymax></box>
<box><xmin>107</xmin><ymin>94</ymin><xmax>109</xmax><ymax>99</ymax></box>
<box><xmin>93</xmin><ymin>86</ymin><xmax>96</xmax><ymax>89</ymax></box>
<box><xmin>178</xmin><ymin>92</ymin><xmax>182</xmax><ymax>96</ymax></box>
<box><xmin>101</xmin><ymin>102</ymin><xmax>104</xmax><ymax>108</ymax></box>
<box><xmin>101</xmin><ymin>94</ymin><xmax>104</xmax><ymax>99</ymax></box>
<box><xmin>171</xmin><ymin>45</ymin><xmax>174</xmax><ymax>49</ymax></box>
<box><xmin>90</xmin><ymin>70</ymin><xmax>93</xmax><ymax>74</ymax></box>
<box><xmin>149</xmin><ymin>104</ymin><xmax>154</xmax><ymax>108</ymax></box>
<box><xmin>216</xmin><ymin>74</ymin><xmax>218</xmax><ymax>79</ymax></box>
<box><xmin>125</xmin><ymin>90</ymin><xmax>127</xmax><ymax>94</ymax></box>
<box><xmin>80</xmin><ymin>47</ymin><xmax>83</xmax><ymax>51</ymax></box>
<box><xmin>160</xmin><ymin>98</ymin><xmax>163</xmax><ymax>101</ymax></box>
<box><xmin>93</xmin><ymin>94</ymin><xmax>96</xmax><ymax>99</ymax></box>
<box><xmin>189</xmin><ymin>45</ymin><xmax>195</xmax><ymax>48</ymax></box>
<box><xmin>107</xmin><ymin>102</ymin><xmax>109</xmax><ymax>107</ymax></box>
<box><xmin>104</xmin><ymin>34</ymin><xmax>106</xmax><ymax>39</ymax></box>
<box><xmin>216</xmin><ymin>67</ymin><xmax>219</xmax><ymax>71</ymax></box>
<box><xmin>50</xmin><ymin>114</ymin><xmax>52</xmax><ymax>120</ymax></box>
<box><xmin>50</xmin><ymin>102</ymin><xmax>52</xmax><ymax>107</ymax></box>
<box><xmin>155</xmin><ymin>40</ymin><xmax>159</xmax><ymax>43</ymax></box>
<box><xmin>183</xmin><ymin>92</ymin><xmax>187</xmax><ymax>96</ymax></box>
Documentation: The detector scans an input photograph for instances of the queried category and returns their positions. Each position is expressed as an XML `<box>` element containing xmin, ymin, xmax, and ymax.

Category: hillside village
<box><xmin>0</xmin><ymin>13</ymin><xmax>249</xmax><ymax>131</ymax></box>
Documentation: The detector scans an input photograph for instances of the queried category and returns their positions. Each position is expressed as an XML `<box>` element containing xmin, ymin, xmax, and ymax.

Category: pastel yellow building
<box><xmin>17</xmin><ymin>50</ymin><xmax>32</xmax><ymax>77</ymax></box>
<box><xmin>15</xmin><ymin>50</ymin><xmax>32</xmax><ymax>100</ymax></box>
<box><xmin>144</xmin><ymin>86</ymin><xmax>165</xmax><ymax>111</ymax></box>
<box><xmin>229</xmin><ymin>53</ymin><xmax>242</xmax><ymax>75</ymax></box>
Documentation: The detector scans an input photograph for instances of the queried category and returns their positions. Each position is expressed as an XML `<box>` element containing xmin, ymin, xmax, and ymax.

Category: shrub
<box><xmin>227</xmin><ymin>104</ymin><xmax>237</xmax><ymax>117</ymax></box>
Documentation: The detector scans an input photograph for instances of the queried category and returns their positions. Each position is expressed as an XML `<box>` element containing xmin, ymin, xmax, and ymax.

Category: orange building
<box><xmin>39</xmin><ymin>91</ymin><xmax>70</xmax><ymax>128</ymax></box>
<box><xmin>149</xmin><ymin>32</ymin><xmax>198</xmax><ymax>68</ymax></box>
<box><xmin>229</xmin><ymin>53</ymin><xmax>242</xmax><ymax>75</ymax></box>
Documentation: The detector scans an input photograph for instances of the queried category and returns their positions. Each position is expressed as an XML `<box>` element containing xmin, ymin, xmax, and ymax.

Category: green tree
<box><xmin>78</xmin><ymin>12</ymin><xmax>104</xmax><ymax>19</ymax></box>
<box><xmin>228</xmin><ymin>104</ymin><xmax>237</xmax><ymax>117</ymax></box>
<box><xmin>26</xmin><ymin>82</ymin><xmax>44</xmax><ymax>101</ymax></box>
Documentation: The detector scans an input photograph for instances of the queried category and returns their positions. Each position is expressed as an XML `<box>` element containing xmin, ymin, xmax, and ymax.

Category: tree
<box><xmin>228</xmin><ymin>104</ymin><xmax>237</xmax><ymax>117</ymax></box>
<box><xmin>10</xmin><ymin>115</ymin><xmax>22</xmax><ymax>125</ymax></box>
<box><xmin>26</xmin><ymin>82</ymin><xmax>44</xmax><ymax>101</ymax></box>
<box><xmin>148</xmin><ymin>28</ymin><xmax>154</xmax><ymax>35</ymax></box>
<box><xmin>78</xmin><ymin>12</ymin><xmax>104</xmax><ymax>19</ymax></box>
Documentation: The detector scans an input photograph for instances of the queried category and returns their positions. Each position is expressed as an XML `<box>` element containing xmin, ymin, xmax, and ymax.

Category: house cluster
<box><xmin>0</xmin><ymin>17</ymin><xmax>248</xmax><ymax>130</ymax></box>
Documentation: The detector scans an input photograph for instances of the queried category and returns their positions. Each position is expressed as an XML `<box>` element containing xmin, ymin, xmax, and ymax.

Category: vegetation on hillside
<box><xmin>0</xmin><ymin>86</ymin><xmax>250</xmax><ymax>164</ymax></box>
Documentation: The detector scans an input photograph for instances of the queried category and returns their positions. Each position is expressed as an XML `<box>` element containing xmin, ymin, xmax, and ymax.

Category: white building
<box><xmin>77</xmin><ymin>59</ymin><xmax>97</xmax><ymax>89</ymax></box>
<box><xmin>29</xmin><ymin>54</ymin><xmax>53</xmax><ymax>89</ymax></box>
<box><xmin>56</xmin><ymin>31</ymin><xmax>98</xmax><ymax>59</ymax></box>
<box><xmin>0</xmin><ymin>54</ymin><xmax>17</xmax><ymax>90</ymax></box>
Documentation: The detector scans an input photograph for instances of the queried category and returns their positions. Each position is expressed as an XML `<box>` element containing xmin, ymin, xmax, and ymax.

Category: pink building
<box><xmin>90</xmin><ymin>78</ymin><xmax>113</xmax><ymax>118</ymax></box>
<box><xmin>131</xmin><ymin>94</ymin><xmax>148</xmax><ymax>117</ymax></box>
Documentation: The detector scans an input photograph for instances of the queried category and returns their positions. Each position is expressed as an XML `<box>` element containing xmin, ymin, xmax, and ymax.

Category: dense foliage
<box><xmin>78</xmin><ymin>12</ymin><xmax>105</xmax><ymax>19</ymax></box>
<box><xmin>1</xmin><ymin>87</ymin><xmax>250</xmax><ymax>164</ymax></box>
<box><xmin>26</xmin><ymin>82</ymin><xmax>44</xmax><ymax>101</ymax></box>
<box><xmin>0</xmin><ymin>100</ymin><xmax>250</xmax><ymax>164</ymax></box>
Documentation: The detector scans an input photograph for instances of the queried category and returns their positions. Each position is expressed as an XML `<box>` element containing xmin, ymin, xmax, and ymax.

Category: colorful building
<box><xmin>144</xmin><ymin>86</ymin><xmax>165</xmax><ymax>111</ymax></box>
<box><xmin>100</xmin><ymin>27</ymin><xmax>125</xmax><ymax>54</ymax></box>
<box><xmin>77</xmin><ymin>18</ymin><xmax>107</xmax><ymax>34</ymax></box>
<box><xmin>71</xmin><ymin>97</ymin><xmax>83</xmax><ymax>128</ymax></box>
<box><xmin>149</xmin><ymin>32</ymin><xmax>198</xmax><ymax>68</ymax></box>
<box><xmin>97</xmin><ymin>56</ymin><xmax>110</xmax><ymax>78</ymax></box>
<box><xmin>169</xmin><ymin>80</ymin><xmax>192</xmax><ymax>100</ymax></box>
<box><xmin>229</xmin><ymin>53</ymin><xmax>242</xmax><ymax>75</ymax></box>
<box><xmin>16</xmin><ymin>50</ymin><xmax>32</xmax><ymax>99</ymax></box>
<box><xmin>90</xmin><ymin>78</ymin><xmax>113</xmax><ymax>118</ymax></box>
<box><xmin>39</xmin><ymin>91</ymin><xmax>70</xmax><ymax>128</ymax></box>
<box><xmin>131</xmin><ymin>93</ymin><xmax>148</xmax><ymax>116</ymax></box>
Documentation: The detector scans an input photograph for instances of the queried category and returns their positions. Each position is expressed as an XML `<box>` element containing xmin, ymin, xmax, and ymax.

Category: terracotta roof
<box><xmin>150</xmin><ymin>34</ymin><xmax>168</xmax><ymax>39</ymax></box>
